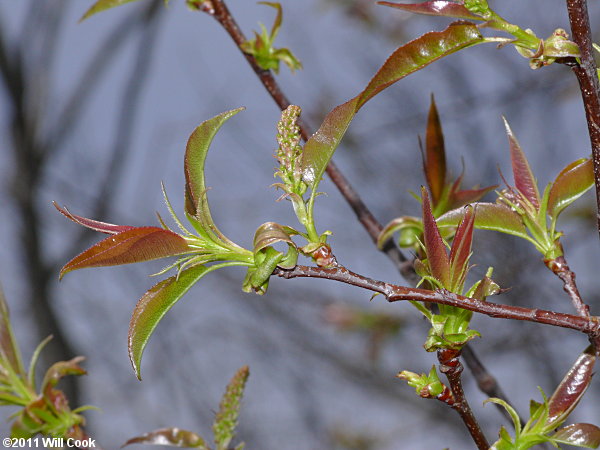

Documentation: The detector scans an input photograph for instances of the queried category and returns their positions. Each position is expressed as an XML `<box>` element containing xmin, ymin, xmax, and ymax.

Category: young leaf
<box><xmin>41</xmin><ymin>357</ymin><xmax>86</xmax><ymax>394</ymax></box>
<box><xmin>547</xmin><ymin>158</ymin><xmax>594</xmax><ymax>222</ymax></box>
<box><xmin>0</xmin><ymin>285</ymin><xmax>25</xmax><ymax>378</ymax></box>
<box><xmin>421</xmin><ymin>187</ymin><xmax>450</xmax><ymax>287</ymax></box>
<box><xmin>551</xmin><ymin>423</ymin><xmax>600</xmax><ymax>448</ymax></box>
<box><xmin>123</xmin><ymin>427</ymin><xmax>209</xmax><ymax>449</ymax></box>
<box><xmin>448</xmin><ymin>205</ymin><xmax>474</xmax><ymax>291</ymax></box>
<box><xmin>80</xmin><ymin>0</ymin><xmax>143</xmax><ymax>22</ymax></box>
<box><xmin>424</xmin><ymin>95</ymin><xmax>446</xmax><ymax>205</ymax></box>
<box><xmin>546</xmin><ymin>346</ymin><xmax>595</xmax><ymax>427</ymax></box>
<box><xmin>378</xmin><ymin>1</ymin><xmax>482</xmax><ymax>20</ymax></box>
<box><xmin>59</xmin><ymin>227</ymin><xmax>192</xmax><ymax>279</ymax></box>
<box><xmin>377</xmin><ymin>216</ymin><xmax>422</xmax><ymax>249</ymax></box>
<box><xmin>437</xmin><ymin>202</ymin><xmax>531</xmax><ymax>242</ymax></box>
<box><xmin>213</xmin><ymin>366</ymin><xmax>250</xmax><ymax>450</ymax></box>
<box><xmin>128</xmin><ymin>263</ymin><xmax>242</xmax><ymax>379</ymax></box>
<box><xmin>302</xmin><ymin>22</ymin><xmax>483</xmax><ymax>192</ymax></box>
<box><xmin>184</xmin><ymin>108</ymin><xmax>245</xmax><ymax>247</ymax></box>
<box><xmin>503</xmin><ymin>118</ymin><xmax>540</xmax><ymax>209</ymax></box>
<box><xmin>252</xmin><ymin>222</ymin><xmax>297</xmax><ymax>253</ymax></box>
<box><xmin>53</xmin><ymin>202</ymin><xmax>135</xmax><ymax>235</ymax></box>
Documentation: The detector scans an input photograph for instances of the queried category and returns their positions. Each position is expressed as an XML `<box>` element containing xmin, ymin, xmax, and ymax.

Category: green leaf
<box><xmin>485</xmin><ymin>397</ymin><xmax>522</xmax><ymax>437</ymax></box>
<box><xmin>0</xmin><ymin>286</ymin><xmax>25</xmax><ymax>379</ymax></box>
<box><xmin>551</xmin><ymin>423</ymin><xmax>600</xmax><ymax>448</ymax></box>
<box><xmin>301</xmin><ymin>22</ymin><xmax>483</xmax><ymax>192</ymax></box>
<box><xmin>424</xmin><ymin>95</ymin><xmax>446</xmax><ymax>205</ymax></box>
<box><xmin>377</xmin><ymin>216</ymin><xmax>422</xmax><ymax>249</ymax></box>
<box><xmin>252</xmin><ymin>222</ymin><xmax>297</xmax><ymax>253</ymax></box>
<box><xmin>503</xmin><ymin>117</ymin><xmax>540</xmax><ymax>209</ymax></box>
<box><xmin>378</xmin><ymin>1</ymin><xmax>482</xmax><ymax>21</ymax></box>
<box><xmin>213</xmin><ymin>366</ymin><xmax>249</xmax><ymax>450</ymax></box>
<box><xmin>122</xmin><ymin>427</ymin><xmax>209</xmax><ymax>449</ymax></box>
<box><xmin>80</xmin><ymin>0</ymin><xmax>143</xmax><ymax>22</ymax></box>
<box><xmin>437</xmin><ymin>202</ymin><xmax>531</xmax><ymax>242</ymax></box>
<box><xmin>41</xmin><ymin>357</ymin><xmax>86</xmax><ymax>393</ymax></box>
<box><xmin>184</xmin><ymin>108</ymin><xmax>245</xmax><ymax>248</ymax></box>
<box><xmin>547</xmin><ymin>158</ymin><xmax>594</xmax><ymax>222</ymax></box>
<box><xmin>59</xmin><ymin>227</ymin><xmax>192</xmax><ymax>280</ymax></box>
<box><xmin>546</xmin><ymin>346</ymin><xmax>595</xmax><ymax>427</ymax></box>
<box><xmin>128</xmin><ymin>263</ymin><xmax>241</xmax><ymax>379</ymax></box>
<box><xmin>421</xmin><ymin>187</ymin><xmax>450</xmax><ymax>287</ymax></box>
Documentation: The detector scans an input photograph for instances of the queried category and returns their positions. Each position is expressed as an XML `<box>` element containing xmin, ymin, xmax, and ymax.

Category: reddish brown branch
<box><xmin>438</xmin><ymin>349</ymin><xmax>489</xmax><ymax>450</ymax></box>
<box><xmin>548</xmin><ymin>256</ymin><xmax>590</xmax><ymax>318</ymax></box>
<box><xmin>565</xmin><ymin>0</ymin><xmax>600</xmax><ymax>238</ymax></box>
<box><xmin>274</xmin><ymin>265</ymin><xmax>600</xmax><ymax>335</ymax></box>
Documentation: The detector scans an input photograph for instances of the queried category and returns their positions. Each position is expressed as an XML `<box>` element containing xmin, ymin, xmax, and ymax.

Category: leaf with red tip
<box><xmin>377</xmin><ymin>216</ymin><xmax>422</xmax><ymax>248</ymax></box>
<box><xmin>302</xmin><ymin>22</ymin><xmax>483</xmax><ymax>192</ymax></box>
<box><xmin>41</xmin><ymin>357</ymin><xmax>86</xmax><ymax>393</ymax></box>
<box><xmin>122</xmin><ymin>427</ymin><xmax>208</xmax><ymax>448</ymax></box>
<box><xmin>424</xmin><ymin>95</ymin><xmax>446</xmax><ymax>205</ymax></box>
<box><xmin>547</xmin><ymin>158</ymin><xmax>594</xmax><ymax>222</ymax></box>
<box><xmin>437</xmin><ymin>202</ymin><xmax>530</xmax><ymax>241</ymax></box>
<box><xmin>448</xmin><ymin>205</ymin><xmax>474</xmax><ymax>291</ymax></box>
<box><xmin>448</xmin><ymin>184</ymin><xmax>497</xmax><ymax>210</ymax></box>
<box><xmin>253</xmin><ymin>222</ymin><xmax>297</xmax><ymax>253</ymax></box>
<box><xmin>53</xmin><ymin>202</ymin><xmax>134</xmax><ymax>235</ymax></box>
<box><xmin>128</xmin><ymin>263</ymin><xmax>238</xmax><ymax>380</ymax></box>
<box><xmin>552</xmin><ymin>423</ymin><xmax>600</xmax><ymax>448</ymax></box>
<box><xmin>421</xmin><ymin>187</ymin><xmax>450</xmax><ymax>287</ymax></box>
<box><xmin>503</xmin><ymin>118</ymin><xmax>540</xmax><ymax>209</ymax></box>
<box><xmin>547</xmin><ymin>346</ymin><xmax>595</xmax><ymax>427</ymax></box>
<box><xmin>0</xmin><ymin>287</ymin><xmax>25</xmax><ymax>378</ymax></box>
<box><xmin>184</xmin><ymin>108</ymin><xmax>245</xmax><ymax>247</ymax></box>
<box><xmin>378</xmin><ymin>1</ymin><xmax>482</xmax><ymax>20</ymax></box>
<box><xmin>59</xmin><ymin>227</ymin><xmax>191</xmax><ymax>279</ymax></box>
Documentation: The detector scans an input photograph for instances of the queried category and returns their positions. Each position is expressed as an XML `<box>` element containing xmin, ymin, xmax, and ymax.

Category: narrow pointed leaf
<box><xmin>184</xmin><ymin>108</ymin><xmax>245</xmax><ymax>246</ymax></box>
<box><xmin>448</xmin><ymin>184</ymin><xmax>497</xmax><ymax>210</ymax></box>
<box><xmin>253</xmin><ymin>222</ymin><xmax>298</xmax><ymax>253</ymax></box>
<box><xmin>378</xmin><ymin>1</ymin><xmax>482</xmax><ymax>20</ymax></box>
<box><xmin>377</xmin><ymin>216</ymin><xmax>422</xmax><ymax>248</ymax></box>
<box><xmin>258</xmin><ymin>2</ymin><xmax>282</xmax><ymax>40</ymax></box>
<box><xmin>123</xmin><ymin>427</ymin><xmax>208</xmax><ymax>449</ymax></box>
<box><xmin>424</xmin><ymin>95</ymin><xmax>446</xmax><ymax>204</ymax></box>
<box><xmin>448</xmin><ymin>205</ymin><xmax>474</xmax><ymax>290</ymax></box>
<box><xmin>302</xmin><ymin>22</ymin><xmax>483</xmax><ymax>191</ymax></box>
<box><xmin>547</xmin><ymin>158</ymin><xmax>594</xmax><ymax>221</ymax></box>
<box><xmin>53</xmin><ymin>202</ymin><xmax>134</xmax><ymax>235</ymax></box>
<box><xmin>128</xmin><ymin>263</ymin><xmax>238</xmax><ymax>379</ymax></box>
<box><xmin>421</xmin><ymin>187</ymin><xmax>450</xmax><ymax>286</ymax></box>
<box><xmin>60</xmin><ymin>227</ymin><xmax>192</xmax><ymax>279</ymax></box>
<box><xmin>437</xmin><ymin>202</ymin><xmax>530</xmax><ymax>241</ymax></box>
<box><xmin>552</xmin><ymin>423</ymin><xmax>600</xmax><ymax>448</ymax></box>
<box><xmin>0</xmin><ymin>286</ymin><xmax>25</xmax><ymax>378</ymax></box>
<box><xmin>41</xmin><ymin>357</ymin><xmax>86</xmax><ymax>393</ymax></box>
<box><xmin>80</xmin><ymin>0</ymin><xmax>142</xmax><ymax>21</ymax></box>
<box><xmin>503</xmin><ymin>118</ymin><xmax>540</xmax><ymax>209</ymax></box>
<box><xmin>547</xmin><ymin>346</ymin><xmax>595</xmax><ymax>426</ymax></box>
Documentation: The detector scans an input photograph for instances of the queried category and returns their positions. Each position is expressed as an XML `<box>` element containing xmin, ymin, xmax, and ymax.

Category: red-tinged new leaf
<box><xmin>184</xmin><ymin>108</ymin><xmax>244</xmax><ymax>246</ymax></box>
<box><xmin>80</xmin><ymin>0</ymin><xmax>142</xmax><ymax>22</ymax></box>
<box><xmin>377</xmin><ymin>216</ymin><xmax>422</xmax><ymax>248</ymax></box>
<box><xmin>448</xmin><ymin>205</ymin><xmax>474</xmax><ymax>291</ymax></box>
<box><xmin>0</xmin><ymin>287</ymin><xmax>25</xmax><ymax>378</ymax></box>
<box><xmin>302</xmin><ymin>22</ymin><xmax>483</xmax><ymax>191</ymax></box>
<box><xmin>123</xmin><ymin>427</ymin><xmax>208</xmax><ymax>449</ymax></box>
<box><xmin>503</xmin><ymin>118</ymin><xmax>540</xmax><ymax>209</ymax></box>
<box><xmin>547</xmin><ymin>158</ymin><xmax>594</xmax><ymax>221</ymax></box>
<box><xmin>377</xmin><ymin>1</ymin><xmax>482</xmax><ymax>20</ymax></box>
<box><xmin>424</xmin><ymin>95</ymin><xmax>446</xmax><ymax>205</ymax></box>
<box><xmin>547</xmin><ymin>346</ymin><xmax>595</xmax><ymax>427</ymax></box>
<box><xmin>53</xmin><ymin>202</ymin><xmax>134</xmax><ymax>235</ymax></box>
<box><xmin>41</xmin><ymin>357</ymin><xmax>86</xmax><ymax>393</ymax></box>
<box><xmin>437</xmin><ymin>202</ymin><xmax>530</xmax><ymax>241</ymax></box>
<box><xmin>253</xmin><ymin>222</ymin><xmax>297</xmax><ymax>253</ymax></box>
<box><xmin>448</xmin><ymin>184</ymin><xmax>497</xmax><ymax>210</ymax></box>
<box><xmin>552</xmin><ymin>423</ymin><xmax>600</xmax><ymax>448</ymax></box>
<box><xmin>59</xmin><ymin>227</ymin><xmax>191</xmax><ymax>279</ymax></box>
<box><xmin>421</xmin><ymin>187</ymin><xmax>450</xmax><ymax>287</ymax></box>
<box><xmin>129</xmin><ymin>264</ymin><xmax>227</xmax><ymax>379</ymax></box>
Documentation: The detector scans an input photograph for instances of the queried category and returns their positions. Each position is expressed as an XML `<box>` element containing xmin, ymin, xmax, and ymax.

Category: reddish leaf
<box><xmin>448</xmin><ymin>205</ymin><xmax>474</xmax><ymax>291</ymax></box>
<box><xmin>448</xmin><ymin>184</ymin><xmax>497</xmax><ymax>210</ymax></box>
<box><xmin>421</xmin><ymin>187</ymin><xmax>450</xmax><ymax>287</ymax></box>
<box><xmin>122</xmin><ymin>427</ymin><xmax>208</xmax><ymax>448</ymax></box>
<box><xmin>552</xmin><ymin>423</ymin><xmax>600</xmax><ymax>448</ymax></box>
<box><xmin>53</xmin><ymin>202</ymin><xmax>134</xmax><ymax>235</ymax></box>
<box><xmin>424</xmin><ymin>95</ymin><xmax>446</xmax><ymax>205</ymax></box>
<box><xmin>437</xmin><ymin>202</ymin><xmax>530</xmax><ymax>241</ymax></box>
<box><xmin>302</xmin><ymin>22</ymin><xmax>483</xmax><ymax>191</ymax></box>
<box><xmin>253</xmin><ymin>222</ymin><xmax>297</xmax><ymax>253</ymax></box>
<box><xmin>59</xmin><ymin>227</ymin><xmax>191</xmax><ymax>279</ymax></box>
<box><xmin>547</xmin><ymin>346</ymin><xmax>596</xmax><ymax>427</ymax></box>
<box><xmin>377</xmin><ymin>216</ymin><xmax>422</xmax><ymax>248</ymax></box>
<box><xmin>547</xmin><ymin>158</ymin><xmax>594</xmax><ymax>221</ymax></box>
<box><xmin>378</xmin><ymin>1</ymin><xmax>482</xmax><ymax>20</ymax></box>
<box><xmin>41</xmin><ymin>357</ymin><xmax>86</xmax><ymax>393</ymax></box>
<box><xmin>503</xmin><ymin>118</ymin><xmax>540</xmax><ymax>209</ymax></box>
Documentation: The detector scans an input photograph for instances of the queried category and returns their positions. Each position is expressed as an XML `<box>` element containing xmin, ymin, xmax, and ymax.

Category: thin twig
<box><xmin>274</xmin><ymin>265</ymin><xmax>600</xmax><ymax>335</ymax></box>
<box><xmin>547</xmin><ymin>256</ymin><xmax>590</xmax><ymax>318</ymax></box>
<box><xmin>565</xmin><ymin>0</ymin><xmax>600</xmax><ymax>239</ymax></box>
<box><xmin>438</xmin><ymin>349</ymin><xmax>489</xmax><ymax>450</ymax></box>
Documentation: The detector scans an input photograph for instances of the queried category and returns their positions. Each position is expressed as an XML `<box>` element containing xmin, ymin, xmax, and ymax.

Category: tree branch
<box><xmin>565</xmin><ymin>0</ymin><xmax>600</xmax><ymax>238</ymax></box>
<box><xmin>548</xmin><ymin>255</ymin><xmax>590</xmax><ymax>318</ymax></box>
